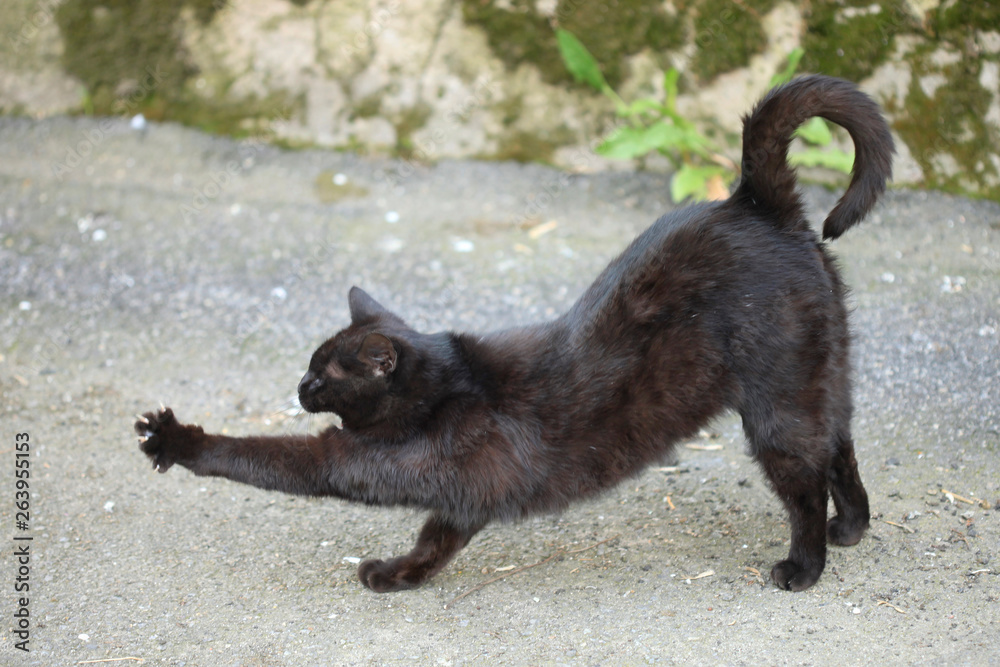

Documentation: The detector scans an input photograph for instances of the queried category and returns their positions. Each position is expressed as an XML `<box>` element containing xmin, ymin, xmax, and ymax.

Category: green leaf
<box><xmin>794</xmin><ymin>117</ymin><xmax>833</xmax><ymax>146</ymax></box>
<box><xmin>556</xmin><ymin>29</ymin><xmax>607</xmax><ymax>92</ymax></box>
<box><xmin>670</xmin><ymin>165</ymin><xmax>729</xmax><ymax>203</ymax></box>
<box><xmin>597</xmin><ymin>126</ymin><xmax>662</xmax><ymax>160</ymax></box>
<box><xmin>597</xmin><ymin>122</ymin><xmax>710</xmax><ymax>160</ymax></box>
<box><xmin>663</xmin><ymin>68</ymin><xmax>680</xmax><ymax>111</ymax></box>
<box><xmin>659</xmin><ymin>124</ymin><xmax>711</xmax><ymax>156</ymax></box>
<box><xmin>618</xmin><ymin>98</ymin><xmax>669</xmax><ymax>118</ymax></box>
<box><xmin>80</xmin><ymin>86</ymin><xmax>94</xmax><ymax>116</ymax></box>
<box><xmin>789</xmin><ymin>148</ymin><xmax>855</xmax><ymax>173</ymax></box>
<box><xmin>769</xmin><ymin>47</ymin><xmax>804</xmax><ymax>87</ymax></box>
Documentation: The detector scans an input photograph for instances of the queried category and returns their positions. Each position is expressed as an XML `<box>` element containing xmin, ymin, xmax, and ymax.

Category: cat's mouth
<box><xmin>297</xmin><ymin>394</ymin><xmax>320</xmax><ymax>414</ymax></box>
<box><xmin>298</xmin><ymin>370</ymin><xmax>326</xmax><ymax>413</ymax></box>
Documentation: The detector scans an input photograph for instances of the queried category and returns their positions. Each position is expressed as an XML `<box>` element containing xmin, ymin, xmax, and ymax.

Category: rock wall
<box><xmin>2</xmin><ymin>0</ymin><xmax>998</xmax><ymax>200</ymax></box>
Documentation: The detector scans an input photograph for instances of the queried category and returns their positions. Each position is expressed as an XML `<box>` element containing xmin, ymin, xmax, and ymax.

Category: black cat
<box><xmin>136</xmin><ymin>75</ymin><xmax>893</xmax><ymax>593</ymax></box>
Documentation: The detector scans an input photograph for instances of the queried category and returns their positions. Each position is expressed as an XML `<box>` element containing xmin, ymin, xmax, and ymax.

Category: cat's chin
<box><xmin>297</xmin><ymin>398</ymin><xmax>343</xmax><ymax>424</ymax></box>
<box><xmin>297</xmin><ymin>394</ymin><xmax>321</xmax><ymax>414</ymax></box>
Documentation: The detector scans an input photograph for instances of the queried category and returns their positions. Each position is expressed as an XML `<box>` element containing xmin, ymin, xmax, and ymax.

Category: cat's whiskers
<box><xmin>264</xmin><ymin>394</ymin><xmax>331</xmax><ymax>435</ymax></box>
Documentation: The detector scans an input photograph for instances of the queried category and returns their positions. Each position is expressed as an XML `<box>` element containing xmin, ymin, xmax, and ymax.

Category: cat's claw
<box><xmin>771</xmin><ymin>559</ymin><xmax>822</xmax><ymax>592</ymax></box>
<box><xmin>134</xmin><ymin>406</ymin><xmax>196</xmax><ymax>474</ymax></box>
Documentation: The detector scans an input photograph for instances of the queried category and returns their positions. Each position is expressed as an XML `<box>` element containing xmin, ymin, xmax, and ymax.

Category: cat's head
<box><xmin>297</xmin><ymin>287</ymin><xmax>412</xmax><ymax>425</ymax></box>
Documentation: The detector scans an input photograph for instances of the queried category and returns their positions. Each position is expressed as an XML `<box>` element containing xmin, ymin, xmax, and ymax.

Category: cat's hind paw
<box><xmin>770</xmin><ymin>558</ymin><xmax>822</xmax><ymax>592</ymax></box>
<box><xmin>826</xmin><ymin>514</ymin><xmax>869</xmax><ymax>546</ymax></box>
<box><xmin>358</xmin><ymin>558</ymin><xmax>423</xmax><ymax>593</ymax></box>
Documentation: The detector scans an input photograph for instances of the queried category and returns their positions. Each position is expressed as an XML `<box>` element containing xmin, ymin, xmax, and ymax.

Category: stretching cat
<box><xmin>136</xmin><ymin>75</ymin><xmax>893</xmax><ymax>593</ymax></box>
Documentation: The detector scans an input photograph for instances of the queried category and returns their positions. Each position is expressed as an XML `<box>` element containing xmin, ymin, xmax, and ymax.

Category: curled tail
<box><xmin>734</xmin><ymin>75</ymin><xmax>894</xmax><ymax>240</ymax></box>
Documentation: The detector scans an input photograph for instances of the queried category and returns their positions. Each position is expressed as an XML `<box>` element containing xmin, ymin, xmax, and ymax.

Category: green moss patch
<box><xmin>56</xmin><ymin>0</ymin><xmax>303</xmax><ymax>137</ymax></box>
<box><xmin>691</xmin><ymin>0</ymin><xmax>775</xmax><ymax>82</ymax></box>
<box><xmin>462</xmin><ymin>0</ymin><xmax>685</xmax><ymax>90</ymax></box>
<box><xmin>393</xmin><ymin>103</ymin><xmax>433</xmax><ymax>157</ymax></box>
<box><xmin>801</xmin><ymin>0</ymin><xmax>915</xmax><ymax>82</ymax></box>
<box><xmin>491</xmin><ymin>126</ymin><xmax>575</xmax><ymax>164</ymax></box>
<box><xmin>56</xmin><ymin>0</ymin><xmax>202</xmax><ymax>114</ymax></box>
<box><xmin>930</xmin><ymin>1</ymin><xmax>1000</xmax><ymax>37</ymax></box>
<box><xmin>895</xmin><ymin>52</ymin><xmax>1000</xmax><ymax>200</ymax></box>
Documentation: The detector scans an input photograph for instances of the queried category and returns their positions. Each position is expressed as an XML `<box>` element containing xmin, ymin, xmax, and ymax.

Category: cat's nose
<box><xmin>298</xmin><ymin>371</ymin><xmax>323</xmax><ymax>396</ymax></box>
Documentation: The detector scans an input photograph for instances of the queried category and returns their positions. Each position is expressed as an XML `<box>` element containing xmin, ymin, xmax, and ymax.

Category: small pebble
<box><xmin>385</xmin><ymin>211</ymin><xmax>400</xmax><ymax>223</ymax></box>
<box><xmin>941</xmin><ymin>276</ymin><xmax>966</xmax><ymax>293</ymax></box>
<box><xmin>333</xmin><ymin>173</ymin><xmax>348</xmax><ymax>186</ymax></box>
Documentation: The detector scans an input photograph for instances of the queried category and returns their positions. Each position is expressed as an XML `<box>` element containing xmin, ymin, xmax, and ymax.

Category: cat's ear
<box><xmin>359</xmin><ymin>333</ymin><xmax>397</xmax><ymax>377</ymax></box>
<box><xmin>348</xmin><ymin>286</ymin><xmax>389</xmax><ymax>323</ymax></box>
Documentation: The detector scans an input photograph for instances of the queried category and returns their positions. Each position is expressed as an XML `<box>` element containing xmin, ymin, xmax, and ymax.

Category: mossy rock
<box><xmin>895</xmin><ymin>50</ymin><xmax>1000</xmax><ymax>200</ymax></box>
<box><xmin>801</xmin><ymin>0</ymin><xmax>917</xmax><ymax>82</ymax></box>
<box><xmin>461</xmin><ymin>0</ymin><xmax>685</xmax><ymax>90</ymax></box>
<box><xmin>690</xmin><ymin>0</ymin><xmax>777</xmax><ymax>82</ymax></box>
<box><xmin>55</xmin><ymin>0</ymin><xmax>219</xmax><ymax>113</ymax></box>
<box><xmin>394</xmin><ymin>104</ymin><xmax>434</xmax><ymax>157</ymax></box>
<box><xmin>929</xmin><ymin>0</ymin><xmax>1000</xmax><ymax>37</ymax></box>
<box><xmin>55</xmin><ymin>0</ymin><xmax>303</xmax><ymax>136</ymax></box>
<box><xmin>492</xmin><ymin>128</ymin><xmax>573</xmax><ymax>164</ymax></box>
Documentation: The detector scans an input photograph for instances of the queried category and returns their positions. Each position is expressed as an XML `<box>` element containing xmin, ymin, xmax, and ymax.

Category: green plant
<box><xmin>556</xmin><ymin>32</ymin><xmax>855</xmax><ymax>202</ymax></box>
<box><xmin>557</xmin><ymin>29</ymin><xmax>732</xmax><ymax>201</ymax></box>
<box><xmin>79</xmin><ymin>86</ymin><xmax>94</xmax><ymax>116</ymax></box>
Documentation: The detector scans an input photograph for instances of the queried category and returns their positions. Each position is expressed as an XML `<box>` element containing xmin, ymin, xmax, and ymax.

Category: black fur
<box><xmin>137</xmin><ymin>75</ymin><xmax>893</xmax><ymax>593</ymax></box>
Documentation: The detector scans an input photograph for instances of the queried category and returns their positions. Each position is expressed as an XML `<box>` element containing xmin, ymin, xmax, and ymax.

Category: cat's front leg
<box><xmin>135</xmin><ymin>407</ymin><xmax>206</xmax><ymax>473</ymax></box>
<box><xmin>135</xmin><ymin>407</ymin><xmax>329</xmax><ymax>495</ymax></box>
<box><xmin>359</xmin><ymin>514</ymin><xmax>483</xmax><ymax>592</ymax></box>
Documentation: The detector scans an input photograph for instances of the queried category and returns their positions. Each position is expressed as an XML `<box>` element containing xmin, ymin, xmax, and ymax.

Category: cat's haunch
<box><xmin>137</xmin><ymin>74</ymin><xmax>892</xmax><ymax>593</ymax></box>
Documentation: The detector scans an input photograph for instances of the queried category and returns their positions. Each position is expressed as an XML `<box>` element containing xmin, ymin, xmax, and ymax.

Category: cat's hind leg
<box><xmin>826</xmin><ymin>431</ymin><xmax>869</xmax><ymax>545</ymax></box>
<box><xmin>741</xmin><ymin>399</ymin><xmax>834</xmax><ymax>592</ymax></box>
<box><xmin>755</xmin><ymin>441</ymin><xmax>831</xmax><ymax>592</ymax></box>
<box><xmin>824</xmin><ymin>383</ymin><xmax>870</xmax><ymax>548</ymax></box>
<box><xmin>358</xmin><ymin>514</ymin><xmax>482</xmax><ymax>592</ymax></box>
<box><xmin>820</xmin><ymin>359</ymin><xmax>870</xmax><ymax>546</ymax></box>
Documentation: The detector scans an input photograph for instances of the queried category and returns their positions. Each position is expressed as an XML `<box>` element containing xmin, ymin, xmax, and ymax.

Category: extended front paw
<box><xmin>134</xmin><ymin>407</ymin><xmax>204</xmax><ymax>473</ymax></box>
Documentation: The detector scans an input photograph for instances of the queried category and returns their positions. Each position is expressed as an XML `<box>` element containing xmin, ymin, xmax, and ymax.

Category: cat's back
<box><xmin>557</xmin><ymin>197</ymin><xmax>842</xmax><ymax>400</ymax></box>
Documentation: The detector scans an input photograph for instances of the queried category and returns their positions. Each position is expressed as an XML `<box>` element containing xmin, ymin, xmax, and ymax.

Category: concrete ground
<box><xmin>0</xmin><ymin>116</ymin><xmax>998</xmax><ymax>665</ymax></box>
